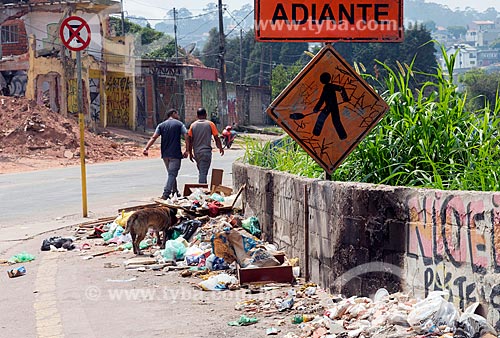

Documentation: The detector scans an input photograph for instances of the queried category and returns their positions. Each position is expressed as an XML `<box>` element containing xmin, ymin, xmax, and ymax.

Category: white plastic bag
<box><xmin>198</xmin><ymin>273</ymin><xmax>238</xmax><ymax>291</ymax></box>
<box><xmin>407</xmin><ymin>291</ymin><xmax>458</xmax><ymax>334</ymax></box>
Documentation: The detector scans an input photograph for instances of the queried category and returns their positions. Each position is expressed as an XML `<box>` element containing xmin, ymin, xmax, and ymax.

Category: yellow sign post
<box><xmin>60</xmin><ymin>16</ymin><xmax>91</xmax><ymax>217</ymax></box>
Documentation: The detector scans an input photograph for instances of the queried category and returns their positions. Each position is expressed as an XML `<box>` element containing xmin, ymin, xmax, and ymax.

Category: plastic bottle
<box><xmin>291</xmin><ymin>314</ymin><xmax>314</xmax><ymax>324</ymax></box>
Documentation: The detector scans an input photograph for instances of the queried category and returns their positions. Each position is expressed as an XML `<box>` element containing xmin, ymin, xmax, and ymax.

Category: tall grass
<box><xmin>243</xmin><ymin>45</ymin><xmax>500</xmax><ymax>191</ymax></box>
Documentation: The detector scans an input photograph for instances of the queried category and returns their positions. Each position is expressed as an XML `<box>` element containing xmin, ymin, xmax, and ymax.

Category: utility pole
<box><xmin>259</xmin><ymin>44</ymin><xmax>264</xmax><ymax>86</ymax></box>
<box><xmin>120</xmin><ymin>0</ymin><xmax>125</xmax><ymax>36</ymax></box>
<box><xmin>239</xmin><ymin>29</ymin><xmax>243</xmax><ymax>84</ymax></box>
<box><xmin>218</xmin><ymin>0</ymin><xmax>228</xmax><ymax>128</ymax></box>
<box><xmin>0</xmin><ymin>26</ymin><xmax>3</xmax><ymax>59</ymax></box>
<box><xmin>173</xmin><ymin>8</ymin><xmax>179</xmax><ymax>61</ymax></box>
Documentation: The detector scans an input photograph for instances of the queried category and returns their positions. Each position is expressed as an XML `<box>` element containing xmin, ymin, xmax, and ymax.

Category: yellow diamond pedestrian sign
<box><xmin>267</xmin><ymin>44</ymin><xmax>389</xmax><ymax>174</ymax></box>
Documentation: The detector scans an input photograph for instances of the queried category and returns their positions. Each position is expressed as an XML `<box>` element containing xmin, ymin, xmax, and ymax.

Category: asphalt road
<box><xmin>0</xmin><ymin>148</ymin><xmax>244</xmax><ymax>247</ymax></box>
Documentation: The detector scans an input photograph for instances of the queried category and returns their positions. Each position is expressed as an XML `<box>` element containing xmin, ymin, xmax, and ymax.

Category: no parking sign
<box><xmin>59</xmin><ymin>16</ymin><xmax>91</xmax><ymax>51</ymax></box>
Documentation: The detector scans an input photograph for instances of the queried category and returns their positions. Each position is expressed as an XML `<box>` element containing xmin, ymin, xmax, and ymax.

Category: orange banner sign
<box><xmin>255</xmin><ymin>0</ymin><xmax>403</xmax><ymax>42</ymax></box>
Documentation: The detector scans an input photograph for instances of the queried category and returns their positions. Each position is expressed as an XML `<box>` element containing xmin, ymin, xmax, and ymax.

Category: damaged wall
<box><xmin>232</xmin><ymin>162</ymin><xmax>500</xmax><ymax>329</ymax></box>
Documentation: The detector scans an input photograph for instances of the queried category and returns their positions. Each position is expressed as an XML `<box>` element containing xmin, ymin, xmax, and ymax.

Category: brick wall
<box><xmin>184</xmin><ymin>79</ymin><xmax>202</xmax><ymax>125</ymax></box>
<box><xmin>1</xmin><ymin>19</ymin><xmax>28</xmax><ymax>56</ymax></box>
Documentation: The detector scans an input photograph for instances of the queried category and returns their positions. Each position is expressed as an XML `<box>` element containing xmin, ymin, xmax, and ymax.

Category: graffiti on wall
<box><xmin>406</xmin><ymin>193</ymin><xmax>500</xmax><ymax>328</ymax></box>
<box><xmin>89</xmin><ymin>78</ymin><xmax>101</xmax><ymax>123</ymax></box>
<box><xmin>201</xmin><ymin>80</ymin><xmax>218</xmax><ymax>123</ymax></box>
<box><xmin>106</xmin><ymin>75</ymin><xmax>131</xmax><ymax>127</ymax></box>
<box><xmin>227</xmin><ymin>91</ymin><xmax>237</xmax><ymax>126</ymax></box>
<box><xmin>0</xmin><ymin>71</ymin><xmax>27</xmax><ymax>96</ymax></box>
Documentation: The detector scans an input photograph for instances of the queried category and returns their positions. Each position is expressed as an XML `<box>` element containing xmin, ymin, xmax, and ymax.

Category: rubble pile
<box><xmin>0</xmin><ymin>95</ymin><xmax>142</xmax><ymax>165</ymax></box>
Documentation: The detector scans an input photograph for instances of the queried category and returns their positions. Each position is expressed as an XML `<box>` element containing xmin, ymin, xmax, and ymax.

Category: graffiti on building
<box><xmin>106</xmin><ymin>75</ymin><xmax>131</xmax><ymax>126</ymax></box>
<box><xmin>89</xmin><ymin>78</ymin><xmax>101</xmax><ymax>123</ymax></box>
<box><xmin>0</xmin><ymin>71</ymin><xmax>27</xmax><ymax>96</ymax></box>
<box><xmin>201</xmin><ymin>80</ymin><xmax>218</xmax><ymax>122</ymax></box>
<box><xmin>406</xmin><ymin>193</ymin><xmax>500</xmax><ymax>328</ymax></box>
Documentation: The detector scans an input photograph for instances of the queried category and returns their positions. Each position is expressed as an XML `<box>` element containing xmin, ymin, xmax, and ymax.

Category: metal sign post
<box><xmin>60</xmin><ymin>16</ymin><xmax>91</xmax><ymax>217</ymax></box>
<box><xmin>76</xmin><ymin>50</ymin><xmax>88</xmax><ymax>217</ymax></box>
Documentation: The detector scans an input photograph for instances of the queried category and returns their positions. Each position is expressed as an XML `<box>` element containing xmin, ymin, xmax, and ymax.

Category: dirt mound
<box><xmin>0</xmin><ymin>96</ymin><xmax>150</xmax><ymax>173</ymax></box>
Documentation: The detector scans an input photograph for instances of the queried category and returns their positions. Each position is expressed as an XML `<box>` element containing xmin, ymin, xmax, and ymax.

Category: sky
<box><xmin>122</xmin><ymin>0</ymin><xmax>500</xmax><ymax>20</ymax></box>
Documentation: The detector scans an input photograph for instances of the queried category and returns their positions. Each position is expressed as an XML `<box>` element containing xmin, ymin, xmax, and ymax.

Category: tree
<box><xmin>334</xmin><ymin>25</ymin><xmax>438</xmax><ymax>87</ymax></box>
<box><xmin>422</xmin><ymin>20</ymin><xmax>437</xmax><ymax>32</ymax></box>
<box><xmin>201</xmin><ymin>28</ymin><xmax>219</xmax><ymax>69</ymax></box>
<box><xmin>108</xmin><ymin>17</ymin><xmax>173</xmax><ymax>58</ymax></box>
<box><xmin>145</xmin><ymin>42</ymin><xmax>176</xmax><ymax>59</ymax></box>
<box><xmin>271</xmin><ymin>62</ymin><xmax>303</xmax><ymax>99</ymax></box>
<box><xmin>461</xmin><ymin>69</ymin><xmax>500</xmax><ymax>110</ymax></box>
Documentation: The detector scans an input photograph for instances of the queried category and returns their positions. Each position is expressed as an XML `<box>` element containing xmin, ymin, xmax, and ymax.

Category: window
<box><xmin>1</xmin><ymin>25</ymin><xmax>19</xmax><ymax>44</ymax></box>
<box><xmin>470</xmin><ymin>61</ymin><xmax>475</xmax><ymax>65</ymax></box>
<box><xmin>470</xmin><ymin>53</ymin><xmax>476</xmax><ymax>58</ymax></box>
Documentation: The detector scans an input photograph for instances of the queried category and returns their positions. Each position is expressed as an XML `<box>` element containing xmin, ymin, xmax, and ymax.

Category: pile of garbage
<box><xmin>161</xmin><ymin>187</ymin><xmax>242</xmax><ymax>217</ymax></box>
<box><xmin>71</xmin><ymin>192</ymin><xmax>499</xmax><ymax>338</ymax></box>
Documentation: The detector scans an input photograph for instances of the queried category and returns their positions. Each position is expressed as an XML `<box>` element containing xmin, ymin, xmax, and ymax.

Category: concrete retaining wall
<box><xmin>233</xmin><ymin>162</ymin><xmax>500</xmax><ymax>329</ymax></box>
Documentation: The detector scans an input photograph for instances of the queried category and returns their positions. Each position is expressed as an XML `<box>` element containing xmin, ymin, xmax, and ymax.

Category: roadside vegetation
<box><xmin>243</xmin><ymin>45</ymin><xmax>500</xmax><ymax>192</ymax></box>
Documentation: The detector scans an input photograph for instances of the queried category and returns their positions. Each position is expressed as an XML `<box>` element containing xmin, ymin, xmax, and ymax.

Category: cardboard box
<box><xmin>7</xmin><ymin>266</ymin><xmax>26</xmax><ymax>278</ymax></box>
<box><xmin>237</xmin><ymin>254</ymin><xmax>294</xmax><ymax>285</ymax></box>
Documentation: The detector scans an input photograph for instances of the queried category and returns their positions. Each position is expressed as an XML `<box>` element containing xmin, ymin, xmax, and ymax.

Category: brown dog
<box><xmin>123</xmin><ymin>207</ymin><xmax>178</xmax><ymax>255</ymax></box>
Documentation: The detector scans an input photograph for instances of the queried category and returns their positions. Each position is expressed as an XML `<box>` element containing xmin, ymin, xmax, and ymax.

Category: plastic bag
<box><xmin>184</xmin><ymin>245</ymin><xmax>206</xmax><ymax>266</ymax></box>
<box><xmin>165</xmin><ymin>220</ymin><xmax>201</xmax><ymax>241</ymax></box>
<box><xmin>455</xmin><ymin>303</ymin><xmax>497</xmax><ymax>338</ymax></box>
<box><xmin>407</xmin><ymin>291</ymin><xmax>458</xmax><ymax>334</ymax></box>
<box><xmin>206</xmin><ymin>254</ymin><xmax>229</xmax><ymax>270</ymax></box>
<box><xmin>8</xmin><ymin>252</ymin><xmax>36</xmax><ymax>263</ymax></box>
<box><xmin>228</xmin><ymin>315</ymin><xmax>259</xmax><ymax>326</ymax></box>
<box><xmin>162</xmin><ymin>240</ymin><xmax>187</xmax><ymax>261</ymax></box>
<box><xmin>114</xmin><ymin>211</ymin><xmax>135</xmax><ymax>227</ymax></box>
<box><xmin>41</xmin><ymin>237</ymin><xmax>75</xmax><ymax>251</ymax></box>
<box><xmin>198</xmin><ymin>273</ymin><xmax>238</xmax><ymax>291</ymax></box>
<box><xmin>241</xmin><ymin>216</ymin><xmax>261</xmax><ymax>238</ymax></box>
<box><xmin>209</xmin><ymin>193</ymin><xmax>225</xmax><ymax>203</ymax></box>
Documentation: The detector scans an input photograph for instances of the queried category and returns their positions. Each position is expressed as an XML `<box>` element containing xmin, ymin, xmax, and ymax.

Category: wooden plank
<box><xmin>119</xmin><ymin>203</ymin><xmax>158</xmax><ymax>213</ymax></box>
<box><xmin>231</xmin><ymin>184</ymin><xmax>246</xmax><ymax>209</ymax></box>
<box><xmin>125</xmin><ymin>257</ymin><xmax>157</xmax><ymax>266</ymax></box>
<box><xmin>78</xmin><ymin>216</ymin><xmax>116</xmax><ymax>228</ymax></box>
<box><xmin>210</xmin><ymin>168</ymin><xmax>224</xmax><ymax>190</ymax></box>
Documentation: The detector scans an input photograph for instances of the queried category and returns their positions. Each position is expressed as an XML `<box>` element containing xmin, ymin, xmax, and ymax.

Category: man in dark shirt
<box><xmin>143</xmin><ymin>109</ymin><xmax>188</xmax><ymax>199</ymax></box>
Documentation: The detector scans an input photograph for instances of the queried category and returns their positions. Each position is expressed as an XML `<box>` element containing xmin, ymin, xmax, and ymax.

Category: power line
<box><xmin>224</xmin><ymin>8</ymin><xmax>253</xmax><ymax>37</ymax></box>
<box><xmin>125</xmin><ymin>10</ymin><xmax>218</xmax><ymax>22</ymax></box>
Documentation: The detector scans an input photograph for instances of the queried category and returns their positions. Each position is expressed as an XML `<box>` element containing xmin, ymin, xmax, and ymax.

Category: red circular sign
<box><xmin>59</xmin><ymin>16</ymin><xmax>91</xmax><ymax>51</ymax></box>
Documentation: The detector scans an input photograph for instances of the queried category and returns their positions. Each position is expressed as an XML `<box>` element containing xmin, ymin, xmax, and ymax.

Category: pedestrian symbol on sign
<box><xmin>267</xmin><ymin>44</ymin><xmax>389</xmax><ymax>174</ymax></box>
